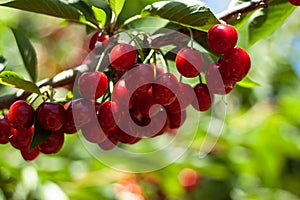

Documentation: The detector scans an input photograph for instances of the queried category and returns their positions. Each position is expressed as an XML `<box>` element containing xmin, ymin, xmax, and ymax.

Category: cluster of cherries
<box><xmin>289</xmin><ymin>0</ymin><xmax>300</xmax><ymax>6</ymax></box>
<box><xmin>0</xmin><ymin>23</ymin><xmax>251</xmax><ymax>161</ymax></box>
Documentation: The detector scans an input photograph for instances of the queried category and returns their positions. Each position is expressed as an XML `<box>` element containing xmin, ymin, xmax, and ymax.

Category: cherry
<box><xmin>175</xmin><ymin>48</ymin><xmax>204</xmax><ymax>78</ymax></box>
<box><xmin>98</xmin><ymin>135</ymin><xmax>118</xmax><ymax>151</ymax></box>
<box><xmin>89</xmin><ymin>31</ymin><xmax>109</xmax><ymax>50</ymax></box>
<box><xmin>152</xmin><ymin>73</ymin><xmax>180</xmax><ymax>106</ymax></box>
<box><xmin>109</xmin><ymin>43</ymin><xmax>137</xmax><ymax>71</ymax></box>
<box><xmin>134</xmin><ymin>88</ymin><xmax>161</xmax><ymax>118</ymax></box>
<box><xmin>205</xmin><ymin>62</ymin><xmax>236</xmax><ymax>95</ymax></box>
<box><xmin>61</xmin><ymin>101</ymin><xmax>77</xmax><ymax>134</ymax></box>
<box><xmin>142</xmin><ymin>110</ymin><xmax>169</xmax><ymax>138</ymax></box>
<box><xmin>97</xmin><ymin>101</ymin><xmax>120</xmax><ymax>131</ymax></box>
<box><xmin>36</xmin><ymin>102</ymin><xmax>65</xmax><ymax>132</ymax></box>
<box><xmin>178</xmin><ymin>168</ymin><xmax>200</xmax><ymax>191</ymax></box>
<box><xmin>81</xmin><ymin>119</ymin><xmax>109</xmax><ymax>143</ymax></box>
<box><xmin>71</xmin><ymin>98</ymin><xmax>95</xmax><ymax>128</ymax></box>
<box><xmin>165</xmin><ymin>82</ymin><xmax>195</xmax><ymax>113</ymax></box>
<box><xmin>207</xmin><ymin>24</ymin><xmax>238</xmax><ymax>54</ymax></box>
<box><xmin>218</xmin><ymin>47</ymin><xmax>251</xmax><ymax>82</ymax></box>
<box><xmin>21</xmin><ymin>147</ymin><xmax>40</xmax><ymax>161</ymax></box>
<box><xmin>78</xmin><ymin>72</ymin><xmax>108</xmax><ymax>100</ymax></box>
<box><xmin>112</xmin><ymin>79</ymin><xmax>129</xmax><ymax>107</ymax></box>
<box><xmin>168</xmin><ymin>110</ymin><xmax>187</xmax><ymax>129</ymax></box>
<box><xmin>289</xmin><ymin>0</ymin><xmax>300</xmax><ymax>6</ymax></box>
<box><xmin>0</xmin><ymin>118</ymin><xmax>11</xmax><ymax>144</ymax></box>
<box><xmin>10</xmin><ymin>127</ymin><xmax>34</xmax><ymax>150</ymax></box>
<box><xmin>39</xmin><ymin>131</ymin><xmax>64</xmax><ymax>154</ymax></box>
<box><xmin>8</xmin><ymin>100</ymin><xmax>34</xmax><ymax>131</ymax></box>
<box><xmin>110</xmin><ymin>126</ymin><xmax>139</xmax><ymax>144</ymax></box>
<box><xmin>192</xmin><ymin>83</ymin><xmax>214</xmax><ymax>111</ymax></box>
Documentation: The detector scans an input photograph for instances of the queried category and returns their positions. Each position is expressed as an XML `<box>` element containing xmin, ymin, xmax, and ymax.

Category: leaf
<box><xmin>109</xmin><ymin>0</ymin><xmax>125</xmax><ymax>18</ymax></box>
<box><xmin>237</xmin><ymin>76</ymin><xmax>260</xmax><ymax>88</ymax></box>
<box><xmin>0</xmin><ymin>56</ymin><xmax>8</xmax><ymax>73</ymax></box>
<box><xmin>30</xmin><ymin>116</ymin><xmax>52</xmax><ymax>150</ymax></box>
<box><xmin>11</xmin><ymin>28</ymin><xmax>37</xmax><ymax>82</ymax></box>
<box><xmin>92</xmin><ymin>6</ymin><xmax>107</xmax><ymax>26</ymax></box>
<box><xmin>248</xmin><ymin>0</ymin><xmax>296</xmax><ymax>47</ymax></box>
<box><xmin>141</xmin><ymin>0</ymin><xmax>220</xmax><ymax>32</ymax></box>
<box><xmin>70</xmin><ymin>0</ymin><xmax>98</xmax><ymax>26</ymax></box>
<box><xmin>0</xmin><ymin>0</ymin><xmax>82</xmax><ymax>21</ymax></box>
<box><xmin>87</xmin><ymin>0</ymin><xmax>112</xmax><ymax>27</ymax></box>
<box><xmin>0</xmin><ymin>71</ymin><xmax>41</xmax><ymax>94</ymax></box>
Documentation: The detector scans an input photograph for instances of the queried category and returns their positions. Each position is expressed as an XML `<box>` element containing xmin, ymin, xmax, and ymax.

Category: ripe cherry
<box><xmin>97</xmin><ymin>101</ymin><xmax>120</xmax><ymax>131</ymax></box>
<box><xmin>21</xmin><ymin>147</ymin><xmax>40</xmax><ymax>161</ymax></box>
<box><xmin>168</xmin><ymin>110</ymin><xmax>187</xmax><ymax>129</ymax></box>
<box><xmin>175</xmin><ymin>48</ymin><xmax>204</xmax><ymax>78</ymax></box>
<box><xmin>36</xmin><ymin>102</ymin><xmax>65</xmax><ymax>132</ymax></box>
<box><xmin>61</xmin><ymin>101</ymin><xmax>77</xmax><ymax>134</ymax></box>
<box><xmin>152</xmin><ymin>73</ymin><xmax>180</xmax><ymax>106</ymax></box>
<box><xmin>78</xmin><ymin>72</ymin><xmax>108</xmax><ymax>100</ymax></box>
<box><xmin>110</xmin><ymin>126</ymin><xmax>139</xmax><ymax>144</ymax></box>
<box><xmin>207</xmin><ymin>24</ymin><xmax>238</xmax><ymax>54</ymax></box>
<box><xmin>71</xmin><ymin>98</ymin><xmax>95</xmax><ymax>128</ymax></box>
<box><xmin>289</xmin><ymin>0</ymin><xmax>300</xmax><ymax>6</ymax></box>
<box><xmin>134</xmin><ymin>88</ymin><xmax>161</xmax><ymax>118</ymax></box>
<box><xmin>112</xmin><ymin>79</ymin><xmax>129</xmax><ymax>107</ymax></box>
<box><xmin>98</xmin><ymin>135</ymin><xmax>118</xmax><ymax>151</ymax></box>
<box><xmin>89</xmin><ymin>31</ymin><xmax>109</xmax><ymax>50</ymax></box>
<box><xmin>109</xmin><ymin>43</ymin><xmax>137</xmax><ymax>71</ymax></box>
<box><xmin>81</xmin><ymin>119</ymin><xmax>109</xmax><ymax>143</ymax></box>
<box><xmin>218</xmin><ymin>47</ymin><xmax>251</xmax><ymax>82</ymax></box>
<box><xmin>192</xmin><ymin>83</ymin><xmax>214</xmax><ymax>111</ymax></box>
<box><xmin>8</xmin><ymin>100</ymin><xmax>34</xmax><ymax>131</ymax></box>
<box><xmin>10</xmin><ymin>127</ymin><xmax>34</xmax><ymax>150</ymax></box>
<box><xmin>39</xmin><ymin>131</ymin><xmax>64</xmax><ymax>154</ymax></box>
<box><xmin>0</xmin><ymin>118</ymin><xmax>11</xmax><ymax>144</ymax></box>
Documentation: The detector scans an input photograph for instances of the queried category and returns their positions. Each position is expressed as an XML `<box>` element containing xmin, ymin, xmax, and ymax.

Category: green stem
<box><xmin>199</xmin><ymin>74</ymin><xmax>203</xmax><ymax>84</ymax></box>
<box><xmin>117</xmin><ymin>15</ymin><xmax>142</xmax><ymax>30</ymax></box>
<box><xmin>143</xmin><ymin>49</ymin><xmax>155</xmax><ymax>64</ymax></box>
<box><xmin>157</xmin><ymin>49</ymin><xmax>169</xmax><ymax>73</ymax></box>
<box><xmin>187</xmin><ymin>28</ymin><xmax>194</xmax><ymax>49</ymax></box>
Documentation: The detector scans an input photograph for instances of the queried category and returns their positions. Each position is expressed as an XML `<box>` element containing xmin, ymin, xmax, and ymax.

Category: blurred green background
<box><xmin>1</xmin><ymin>0</ymin><xmax>300</xmax><ymax>199</ymax></box>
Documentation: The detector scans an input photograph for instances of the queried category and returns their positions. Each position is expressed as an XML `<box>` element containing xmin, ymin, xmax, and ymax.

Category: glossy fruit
<box><xmin>8</xmin><ymin>100</ymin><xmax>34</xmax><ymax>131</ymax></box>
<box><xmin>97</xmin><ymin>101</ymin><xmax>120</xmax><ymax>131</ymax></box>
<box><xmin>36</xmin><ymin>102</ymin><xmax>65</xmax><ymax>131</ymax></box>
<box><xmin>39</xmin><ymin>131</ymin><xmax>64</xmax><ymax>154</ymax></box>
<box><xmin>207</xmin><ymin>24</ymin><xmax>238</xmax><ymax>54</ymax></box>
<box><xmin>289</xmin><ymin>0</ymin><xmax>300</xmax><ymax>6</ymax></box>
<box><xmin>168</xmin><ymin>110</ymin><xmax>187</xmax><ymax>129</ymax></box>
<box><xmin>175</xmin><ymin>48</ymin><xmax>204</xmax><ymax>78</ymax></box>
<box><xmin>61</xmin><ymin>101</ymin><xmax>77</xmax><ymax>134</ymax></box>
<box><xmin>10</xmin><ymin>127</ymin><xmax>34</xmax><ymax>150</ymax></box>
<box><xmin>0</xmin><ymin>118</ymin><xmax>11</xmax><ymax>144</ymax></box>
<box><xmin>112</xmin><ymin>79</ymin><xmax>129</xmax><ymax>107</ymax></box>
<box><xmin>78</xmin><ymin>72</ymin><xmax>108</xmax><ymax>100</ymax></box>
<box><xmin>89</xmin><ymin>32</ymin><xmax>109</xmax><ymax>50</ymax></box>
<box><xmin>110</xmin><ymin>126</ymin><xmax>139</xmax><ymax>144</ymax></box>
<box><xmin>152</xmin><ymin>73</ymin><xmax>180</xmax><ymax>106</ymax></box>
<box><xmin>71</xmin><ymin>98</ymin><xmax>95</xmax><ymax>128</ymax></box>
<box><xmin>109</xmin><ymin>43</ymin><xmax>137</xmax><ymax>71</ymax></box>
<box><xmin>81</xmin><ymin>119</ymin><xmax>109</xmax><ymax>143</ymax></box>
<box><xmin>192</xmin><ymin>84</ymin><xmax>214</xmax><ymax>111</ymax></box>
<box><xmin>218</xmin><ymin>47</ymin><xmax>251</xmax><ymax>82</ymax></box>
<box><xmin>135</xmin><ymin>88</ymin><xmax>161</xmax><ymax>118</ymax></box>
<box><xmin>98</xmin><ymin>135</ymin><xmax>118</xmax><ymax>151</ymax></box>
<box><xmin>21</xmin><ymin>147</ymin><xmax>40</xmax><ymax>161</ymax></box>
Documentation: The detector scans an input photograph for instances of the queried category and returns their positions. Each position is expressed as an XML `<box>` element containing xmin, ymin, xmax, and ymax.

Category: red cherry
<box><xmin>36</xmin><ymin>102</ymin><xmax>66</xmax><ymax>132</ymax></box>
<box><xmin>78</xmin><ymin>72</ymin><xmax>108</xmax><ymax>100</ymax></box>
<box><xmin>0</xmin><ymin>118</ymin><xmax>11</xmax><ymax>144</ymax></box>
<box><xmin>39</xmin><ymin>131</ymin><xmax>64</xmax><ymax>154</ymax></box>
<box><xmin>205</xmin><ymin>62</ymin><xmax>236</xmax><ymax>95</ymax></box>
<box><xmin>175</xmin><ymin>48</ymin><xmax>204</xmax><ymax>78</ymax></box>
<box><xmin>192</xmin><ymin>83</ymin><xmax>214</xmax><ymax>111</ymax></box>
<box><xmin>112</xmin><ymin>79</ymin><xmax>130</xmax><ymax>107</ymax></box>
<box><xmin>81</xmin><ymin>119</ymin><xmax>109</xmax><ymax>143</ymax></box>
<box><xmin>218</xmin><ymin>47</ymin><xmax>251</xmax><ymax>82</ymax></box>
<box><xmin>152</xmin><ymin>73</ymin><xmax>180</xmax><ymax>106</ymax></box>
<box><xmin>89</xmin><ymin>32</ymin><xmax>109</xmax><ymax>50</ymax></box>
<box><xmin>97</xmin><ymin>101</ymin><xmax>120</xmax><ymax>131</ymax></box>
<box><xmin>110</xmin><ymin>126</ymin><xmax>139</xmax><ymax>144</ymax></box>
<box><xmin>98</xmin><ymin>135</ymin><xmax>118</xmax><ymax>151</ymax></box>
<box><xmin>71</xmin><ymin>98</ymin><xmax>95</xmax><ymax>128</ymax></box>
<box><xmin>289</xmin><ymin>0</ymin><xmax>300</xmax><ymax>6</ymax></box>
<box><xmin>61</xmin><ymin>101</ymin><xmax>77</xmax><ymax>134</ymax></box>
<box><xmin>142</xmin><ymin>110</ymin><xmax>169</xmax><ymax>138</ymax></box>
<box><xmin>10</xmin><ymin>127</ymin><xmax>34</xmax><ymax>150</ymax></box>
<box><xmin>207</xmin><ymin>24</ymin><xmax>238</xmax><ymax>54</ymax></box>
<box><xmin>21</xmin><ymin>147</ymin><xmax>40</xmax><ymax>161</ymax></box>
<box><xmin>8</xmin><ymin>100</ymin><xmax>34</xmax><ymax>131</ymax></box>
<box><xmin>109</xmin><ymin>43</ymin><xmax>137</xmax><ymax>71</ymax></box>
<box><xmin>165</xmin><ymin>82</ymin><xmax>195</xmax><ymax>113</ymax></box>
<box><xmin>168</xmin><ymin>110</ymin><xmax>187</xmax><ymax>129</ymax></box>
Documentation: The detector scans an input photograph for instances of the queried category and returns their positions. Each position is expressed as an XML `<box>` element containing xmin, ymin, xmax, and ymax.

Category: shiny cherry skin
<box><xmin>89</xmin><ymin>31</ymin><xmax>109</xmax><ymax>50</ymax></box>
<box><xmin>175</xmin><ymin>48</ymin><xmax>204</xmax><ymax>78</ymax></box>
<box><xmin>71</xmin><ymin>98</ymin><xmax>95</xmax><ymax>128</ymax></box>
<box><xmin>21</xmin><ymin>147</ymin><xmax>40</xmax><ymax>161</ymax></box>
<box><xmin>112</xmin><ymin>79</ymin><xmax>130</xmax><ymax>107</ymax></box>
<box><xmin>135</xmin><ymin>88</ymin><xmax>162</xmax><ymax>118</ymax></box>
<box><xmin>109</xmin><ymin>43</ymin><xmax>137</xmax><ymax>71</ymax></box>
<box><xmin>97</xmin><ymin>101</ymin><xmax>120</xmax><ymax>131</ymax></box>
<box><xmin>38</xmin><ymin>131</ymin><xmax>64</xmax><ymax>154</ymax></box>
<box><xmin>98</xmin><ymin>135</ymin><xmax>118</xmax><ymax>151</ymax></box>
<box><xmin>0</xmin><ymin>118</ymin><xmax>11</xmax><ymax>144</ymax></box>
<box><xmin>10</xmin><ymin>127</ymin><xmax>34</xmax><ymax>150</ymax></box>
<box><xmin>36</xmin><ymin>102</ymin><xmax>66</xmax><ymax>132</ymax></box>
<box><xmin>81</xmin><ymin>119</ymin><xmax>109</xmax><ymax>143</ymax></box>
<box><xmin>152</xmin><ymin>73</ymin><xmax>180</xmax><ymax>106</ymax></box>
<box><xmin>8</xmin><ymin>100</ymin><xmax>34</xmax><ymax>131</ymax></box>
<box><xmin>110</xmin><ymin>126</ymin><xmax>139</xmax><ymax>144</ymax></box>
<box><xmin>192</xmin><ymin>83</ymin><xmax>214</xmax><ymax>111</ymax></box>
<box><xmin>61</xmin><ymin>101</ymin><xmax>77</xmax><ymax>134</ymax></box>
<box><xmin>289</xmin><ymin>0</ymin><xmax>300</xmax><ymax>6</ymax></box>
<box><xmin>78</xmin><ymin>72</ymin><xmax>108</xmax><ymax>100</ymax></box>
<box><xmin>218</xmin><ymin>47</ymin><xmax>251</xmax><ymax>82</ymax></box>
<box><xmin>207</xmin><ymin>24</ymin><xmax>238</xmax><ymax>54</ymax></box>
<box><xmin>168</xmin><ymin>110</ymin><xmax>187</xmax><ymax>129</ymax></box>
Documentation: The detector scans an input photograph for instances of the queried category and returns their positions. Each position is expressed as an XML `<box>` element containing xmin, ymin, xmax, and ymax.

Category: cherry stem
<box><xmin>157</xmin><ymin>49</ymin><xmax>169</xmax><ymax>73</ymax></box>
<box><xmin>179</xmin><ymin>75</ymin><xmax>183</xmax><ymax>83</ymax></box>
<box><xmin>198</xmin><ymin>74</ymin><xmax>203</xmax><ymax>84</ymax></box>
<box><xmin>117</xmin><ymin>15</ymin><xmax>142</xmax><ymax>31</ymax></box>
<box><xmin>143</xmin><ymin>49</ymin><xmax>155</xmax><ymax>64</ymax></box>
<box><xmin>187</xmin><ymin>28</ymin><xmax>194</xmax><ymax>49</ymax></box>
<box><xmin>126</xmin><ymin>32</ymin><xmax>144</xmax><ymax>62</ymax></box>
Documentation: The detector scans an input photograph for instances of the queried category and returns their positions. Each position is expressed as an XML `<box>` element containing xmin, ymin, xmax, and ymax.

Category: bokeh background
<box><xmin>1</xmin><ymin>0</ymin><xmax>300</xmax><ymax>199</ymax></box>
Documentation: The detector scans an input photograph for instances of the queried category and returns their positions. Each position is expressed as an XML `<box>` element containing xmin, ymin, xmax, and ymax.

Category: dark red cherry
<box><xmin>207</xmin><ymin>24</ymin><xmax>238</xmax><ymax>54</ymax></box>
<box><xmin>8</xmin><ymin>100</ymin><xmax>34</xmax><ymax>131</ymax></box>
<box><xmin>71</xmin><ymin>98</ymin><xmax>95</xmax><ymax>128</ymax></box>
<box><xmin>38</xmin><ymin>131</ymin><xmax>64</xmax><ymax>154</ymax></box>
<box><xmin>10</xmin><ymin>127</ymin><xmax>34</xmax><ymax>150</ymax></box>
<box><xmin>112</xmin><ymin>79</ymin><xmax>130</xmax><ymax>107</ymax></box>
<box><xmin>36</xmin><ymin>102</ymin><xmax>65</xmax><ymax>132</ymax></box>
<box><xmin>60</xmin><ymin>101</ymin><xmax>77</xmax><ymax>134</ymax></box>
<box><xmin>152</xmin><ymin>73</ymin><xmax>180</xmax><ymax>106</ymax></box>
<box><xmin>135</xmin><ymin>88</ymin><xmax>162</xmax><ymax>118</ymax></box>
<box><xmin>21</xmin><ymin>147</ymin><xmax>40</xmax><ymax>161</ymax></box>
<box><xmin>78</xmin><ymin>72</ymin><xmax>108</xmax><ymax>100</ymax></box>
<box><xmin>0</xmin><ymin>118</ymin><xmax>11</xmax><ymax>144</ymax></box>
<box><xmin>109</xmin><ymin>43</ymin><xmax>137</xmax><ymax>71</ymax></box>
<box><xmin>81</xmin><ymin>119</ymin><xmax>109</xmax><ymax>143</ymax></box>
<box><xmin>192</xmin><ymin>84</ymin><xmax>214</xmax><ymax>111</ymax></box>
<box><xmin>289</xmin><ymin>0</ymin><xmax>300</xmax><ymax>6</ymax></box>
<box><xmin>89</xmin><ymin>32</ymin><xmax>109</xmax><ymax>50</ymax></box>
<box><xmin>98</xmin><ymin>135</ymin><xmax>118</xmax><ymax>151</ymax></box>
<box><xmin>168</xmin><ymin>110</ymin><xmax>187</xmax><ymax>129</ymax></box>
<box><xmin>110</xmin><ymin>126</ymin><xmax>139</xmax><ymax>144</ymax></box>
<box><xmin>97</xmin><ymin>101</ymin><xmax>120</xmax><ymax>131</ymax></box>
<box><xmin>175</xmin><ymin>48</ymin><xmax>204</xmax><ymax>78</ymax></box>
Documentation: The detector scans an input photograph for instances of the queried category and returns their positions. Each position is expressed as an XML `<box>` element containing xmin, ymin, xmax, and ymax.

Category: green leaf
<box><xmin>0</xmin><ymin>56</ymin><xmax>8</xmax><ymax>73</ymax></box>
<box><xmin>70</xmin><ymin>0</ymin><xmax>98</xmax><ymax>26</ymax></box>
<box><xmin>109</xmin><ymin>0</ymin><xmax>125</xmax><ymax>18</ymax></box>
<box><xmin>141</xmin><ymin>0</ymin><xmax>220</xmax><ymax>32</ymax></box>
<box><xmin>30</xmin><ymin>115</ymin><xmax>52</xmax><ymax>150</ymax></box>
<box><xmin>11</xmin><ymin>28</ymin><xmax>37</xmax><ymax>82</ymax></box>
<box><xmin>237</xmin><ymin>76</ymin><xmax>261</xmax><ymax>88</ymax></box>
<box><xmin>248</xmin><ymin>0</ymin><xmax>296</xmax><ymax>47</ymax></box>
<box><xmin>87</xmin><ymin>0</ymin><xmax>112</xmax><ymax>27</ymax></box>
<box><xmin>0</xmin><ymin>71</ymin><xmax>41</xmax><ymax>94</ymax></box>
<box><xmin>0</xmin><ymin>0</ymin><xmax>82</xmax><ymax>21</ymax></box>
<box><xmin>92</xmin><ymin>6</ymin><xmax>107</xmax><ymax>26</ymax></box>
